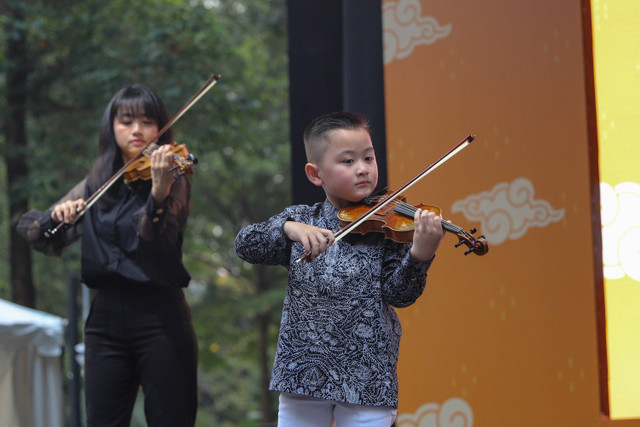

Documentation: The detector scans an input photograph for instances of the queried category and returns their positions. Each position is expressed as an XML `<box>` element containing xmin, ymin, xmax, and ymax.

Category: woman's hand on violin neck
<box><xmin>284</xmin><ymin>221</ymin><xmax>335</xmax><ymax>261</ymax></box>
<box><xmin>150</xmin><ymin>144</ymin><xmax>177</xmax><ymax>204</ymax></box>
<box><xmin>51</xmin><ymin>198</ymin><xmax>85</xmax><ymax>224</ymax></box>
<box><xmin>410</xmin><ymin>208</ymin><xmax>444</xmax><ymax>262</ymax></box>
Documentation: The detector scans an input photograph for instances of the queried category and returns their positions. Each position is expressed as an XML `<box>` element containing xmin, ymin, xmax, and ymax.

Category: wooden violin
<box><xmin>296</xmin><ymin>134</ymin><xmax>485</xmax><ymax>262</ymax></box>
<box><xmin>338</xmin><ymin>193</ymin><xmax>488</xmax><ymax>256</ymax></box>
<box><xmin>45</xmin><ymin>74</ymin><xmax>220</xmax><ymax>237</ymax></box>
<box><xmin>123</xmin><ymin>141</ymin><xmax>198</xmax><ymax>185</ymax></box>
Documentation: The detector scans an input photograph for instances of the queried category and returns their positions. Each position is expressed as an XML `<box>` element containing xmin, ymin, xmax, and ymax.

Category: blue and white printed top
<box><xmin>235</xmin><ymin>199</ymin><xmax>433</xmax><ymax>408</ymax></box>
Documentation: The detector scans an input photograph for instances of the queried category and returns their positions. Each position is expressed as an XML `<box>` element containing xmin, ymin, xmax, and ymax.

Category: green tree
<box><xmin>1</xmin><ymin>0</ymin><xmax>289</xmax><ymax>424</ymax></box>
<box><xmin>2</xmin><ymin>0</ymin><xmax>33</xmax><ymax>306</ymax></box>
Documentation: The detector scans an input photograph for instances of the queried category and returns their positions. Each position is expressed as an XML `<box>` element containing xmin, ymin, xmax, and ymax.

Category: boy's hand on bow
<box><xmin>284</xmin><ymin>221</ymin><xmax>335</xmax><ymax>260</ymax></box>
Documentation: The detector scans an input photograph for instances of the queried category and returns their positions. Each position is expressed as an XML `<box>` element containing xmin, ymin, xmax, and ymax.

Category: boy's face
<box><xmin>310</xmin><ymin>128</ymin><xmax>378</xmax><ymax>209</ymax></box>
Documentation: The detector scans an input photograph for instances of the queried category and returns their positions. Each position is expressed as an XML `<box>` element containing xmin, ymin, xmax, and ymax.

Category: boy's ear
<box><xmin>305</xmin><ymin>162</ymin><xmax>323</xmax><ymax>187</ymax></box>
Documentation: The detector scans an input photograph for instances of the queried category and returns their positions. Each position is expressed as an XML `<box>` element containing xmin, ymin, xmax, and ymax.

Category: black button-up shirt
<box><xmin>17</xmin><ymin>175</ymin><xmax>191</xmax><ymax>289</ymax></box>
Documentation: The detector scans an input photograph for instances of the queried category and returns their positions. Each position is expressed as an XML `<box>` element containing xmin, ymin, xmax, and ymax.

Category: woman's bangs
<box><xmin>114</xmin><ymin>91</ymin><xmax>160</xmax><ymax>120</ymax></box>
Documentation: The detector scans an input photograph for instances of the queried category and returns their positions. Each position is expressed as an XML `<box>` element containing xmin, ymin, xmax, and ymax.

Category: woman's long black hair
<box><xmin>86</xmin><ymin>85</ymin><xmax>172</xmax><ymax>208</ymax></box>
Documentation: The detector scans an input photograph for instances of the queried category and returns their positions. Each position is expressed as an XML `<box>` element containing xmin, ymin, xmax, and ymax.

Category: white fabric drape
<box><xmin>0</xmin><ymin>299</ymin><xmax>66</xmax><ymax>427</ymax></box>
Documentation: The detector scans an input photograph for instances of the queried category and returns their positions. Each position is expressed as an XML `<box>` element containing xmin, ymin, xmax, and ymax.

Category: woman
<box><xmin>17</xmin><ymin>85</ymin><xmax>198</xmax><ymax>426</ymax></box>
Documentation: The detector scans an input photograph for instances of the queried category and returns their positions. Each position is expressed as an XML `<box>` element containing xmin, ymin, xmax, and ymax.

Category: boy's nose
<box><xmin>356</xmin><ymin>162</ymin><xmax>369</xmax><ymax>175</ymax></box>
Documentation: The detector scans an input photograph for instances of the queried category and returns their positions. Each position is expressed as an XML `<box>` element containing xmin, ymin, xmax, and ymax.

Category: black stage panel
<box><xmin>287</xmin><ymin>0</ymin><xmax>388</xmax><ymax>206</ymax></box>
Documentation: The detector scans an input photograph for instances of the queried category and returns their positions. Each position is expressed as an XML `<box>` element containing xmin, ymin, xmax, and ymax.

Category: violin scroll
<box><xmin>445</xmin><ymin>221</ymin><xmax>489</xmax><ymax>256</ymax></box>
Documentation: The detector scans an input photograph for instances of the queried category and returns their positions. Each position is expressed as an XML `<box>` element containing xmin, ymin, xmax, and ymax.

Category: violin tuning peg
<box><xmin>470</xmin><ymin>228</ymin><xmax>477</xmax><ymax>234</ymax></box>
<box><xmin>187</xmin><ymin>154</ymin><xmax>198</xmax><ymax>165</ymax></box>
<box><xmin>464</xmin><ymin>248</ymin><xmax>474</xmax><ymax>255</ymax></box>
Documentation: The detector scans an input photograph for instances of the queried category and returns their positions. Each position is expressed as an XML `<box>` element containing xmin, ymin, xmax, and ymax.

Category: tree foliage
<box><xmin>1</xmin><ymin>0</ymin><xmax>290</xmax><ymax>424</ymax></box>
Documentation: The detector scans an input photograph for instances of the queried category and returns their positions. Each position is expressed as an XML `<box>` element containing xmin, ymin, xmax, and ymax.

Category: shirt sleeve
<box><xmin>235</xmin><ymin>208</ymin><xmax>297</xmax><ymax>267</ymax></box>
<box><xmin>136</xmin><ymin>174</ymin><xmax>191</xmax><ymax>252</ymax></box>
<box><xmin>380</xmin><ymin>240</ymin><xmax>434</xmax><ymax>308</ymax></box>
<box><xmin>15</xmin><ymin>179</ymin><xmax>86</xmax><ymax>257</ymax></box>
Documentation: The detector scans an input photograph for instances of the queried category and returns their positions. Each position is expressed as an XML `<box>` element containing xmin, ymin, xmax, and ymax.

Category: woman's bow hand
<box><xmin>51</xmin><ymin>199</ymin><xmax>86</xmax><ymax>224</ymax></box>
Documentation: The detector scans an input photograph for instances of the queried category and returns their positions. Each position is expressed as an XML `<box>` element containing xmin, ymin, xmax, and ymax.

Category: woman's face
<box><xmin>113</xmin><ymin>110</ymin><xmax>159</xmax><ymax>162</ymax></box>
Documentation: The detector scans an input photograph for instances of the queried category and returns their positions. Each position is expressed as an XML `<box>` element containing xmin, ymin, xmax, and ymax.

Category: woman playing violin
<box><xmin>17</xmin><ymin>85</ymin><xmax>198</xmax><ymax>426</ymax></box>
<box><xmin>235</xmin><ymin>111</ymin><xmax>444</xmax><ymax>427</ymax></box>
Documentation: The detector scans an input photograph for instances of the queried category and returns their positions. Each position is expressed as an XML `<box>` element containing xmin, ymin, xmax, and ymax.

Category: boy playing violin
<box><xmin>235</xmin><ymin>111</ymin><xmax>444</xmax><ymax>427</ymax></box>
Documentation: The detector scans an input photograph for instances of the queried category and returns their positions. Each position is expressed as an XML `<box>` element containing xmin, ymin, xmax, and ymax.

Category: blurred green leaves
<box><xmin>1</xmin><ymin>0</ymin><xmax>289</xmax><ymax>424</ymax></box>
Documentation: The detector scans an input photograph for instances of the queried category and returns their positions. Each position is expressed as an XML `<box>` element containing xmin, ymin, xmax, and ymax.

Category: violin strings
<box><xmin>296</xmin><ymin>135</ymin><xmax>475</xmax><ymax>261</ymax></box>
<box><xmin>382</xmin><ymin>197</ymin><xmax>465</xmax><ymax>235</ymax></box>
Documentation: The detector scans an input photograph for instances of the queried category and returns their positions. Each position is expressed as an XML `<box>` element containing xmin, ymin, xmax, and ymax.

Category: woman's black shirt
<box><xmin>17</xmin><ymin>175</ymin><xmax>191</xmax><ymax>289</ymax></box>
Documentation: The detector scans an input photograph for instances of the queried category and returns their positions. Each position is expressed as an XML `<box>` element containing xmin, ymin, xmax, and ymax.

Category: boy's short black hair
<box><xmin>303</xmin><ymin>112</ymin><xmax>370</xmax><ymax>163</ymax></box>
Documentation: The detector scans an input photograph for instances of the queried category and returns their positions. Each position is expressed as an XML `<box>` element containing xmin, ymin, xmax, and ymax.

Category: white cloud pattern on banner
<box><xmin>451</xmin><ymin>177</ymin><xmax>565</xmax><ymax>245</ymax></box>
<box><xmin>382</xmin><ymin>0</ymin><xmax>452</xmax><ymax>65</ymax></box>
<box><xmin>600</xmin><ymin>181</ymin><xmax>640</xmax><ymax>282</ymax></box>
<box><xmin>396</xmin><ymin>397</ymin><xmax>474</xmax><ymax>427</ymax></box>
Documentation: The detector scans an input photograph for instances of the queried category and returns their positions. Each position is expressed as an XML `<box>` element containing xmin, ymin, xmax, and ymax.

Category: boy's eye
<box><xmin>342</xmin><ymin>159</ymin><xmax>354</xmax><ymax>164</ymax></box>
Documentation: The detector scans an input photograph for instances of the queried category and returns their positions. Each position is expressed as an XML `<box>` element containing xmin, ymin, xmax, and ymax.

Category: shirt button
<box><xmin>156</xmin><ymin>208</ymin><xmax>164</xmax><ymax>214</ymax></box>
<box><xmin>152</xmin><ymin>217</ymin><xmax>160</xmax><ymax>223</ymax></box>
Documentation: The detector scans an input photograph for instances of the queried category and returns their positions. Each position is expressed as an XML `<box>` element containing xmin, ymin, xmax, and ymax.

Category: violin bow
<box><xmin>295</xmin><ymin>134</ymin><xmax>475</xmax><ymax>263</ymax></box>
<box><xmin>46</xmin><ymin>74</ymin><xmax>221</xmax><ymax>237</ymax></box>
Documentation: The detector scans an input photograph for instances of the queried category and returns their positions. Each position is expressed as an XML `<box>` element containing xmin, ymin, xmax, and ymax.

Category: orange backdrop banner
<box><xmin>381</xmin><ymin>0</ymin><xmax>607</xmax><ymax>425</ymax></box>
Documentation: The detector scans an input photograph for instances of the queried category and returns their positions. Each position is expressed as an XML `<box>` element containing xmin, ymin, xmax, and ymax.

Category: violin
<box><xmin>45</xmin><ymin>74</ymin><xmax>220</xmax><ymax>238</ymax></box>
<box><xmin>295</xmin><ymin>134</ymin><xmax>484</xmax><ymax>263</ymax></box>
<box><xmin>123</xmin><ymin>141</ymin><xmax>198</xmax><ymax>185</ymax></box>
<box><xmin>337</xmin><ymin>193</ymin><xmax>488</xmax><ymax>256</ymax></box>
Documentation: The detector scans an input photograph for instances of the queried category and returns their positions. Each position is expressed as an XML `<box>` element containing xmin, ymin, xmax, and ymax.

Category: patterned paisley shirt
<box><xmin>235</xmin><ymin>200</ymin><xmax>433</xmax><ymax>408</ymax></box>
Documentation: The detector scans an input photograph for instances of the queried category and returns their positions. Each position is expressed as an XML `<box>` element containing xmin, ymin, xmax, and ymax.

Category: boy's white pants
<box><xmin>277</xmin><ymin>392</ymin><xmax>397</xmax><ymax>427</ymax></box>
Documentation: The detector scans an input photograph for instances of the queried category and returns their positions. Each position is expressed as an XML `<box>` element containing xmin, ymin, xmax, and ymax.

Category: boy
<box><xmin>235</xmin><ymin>112</ymin><xmax>444</xmax><ymax>426</ymax></box>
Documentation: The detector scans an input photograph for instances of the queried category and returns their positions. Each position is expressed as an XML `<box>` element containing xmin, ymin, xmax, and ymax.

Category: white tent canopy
<box><xmin>0</xmin><ymin>298</ymin><xmax>66</xmax><ymax>427</ymax></box>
